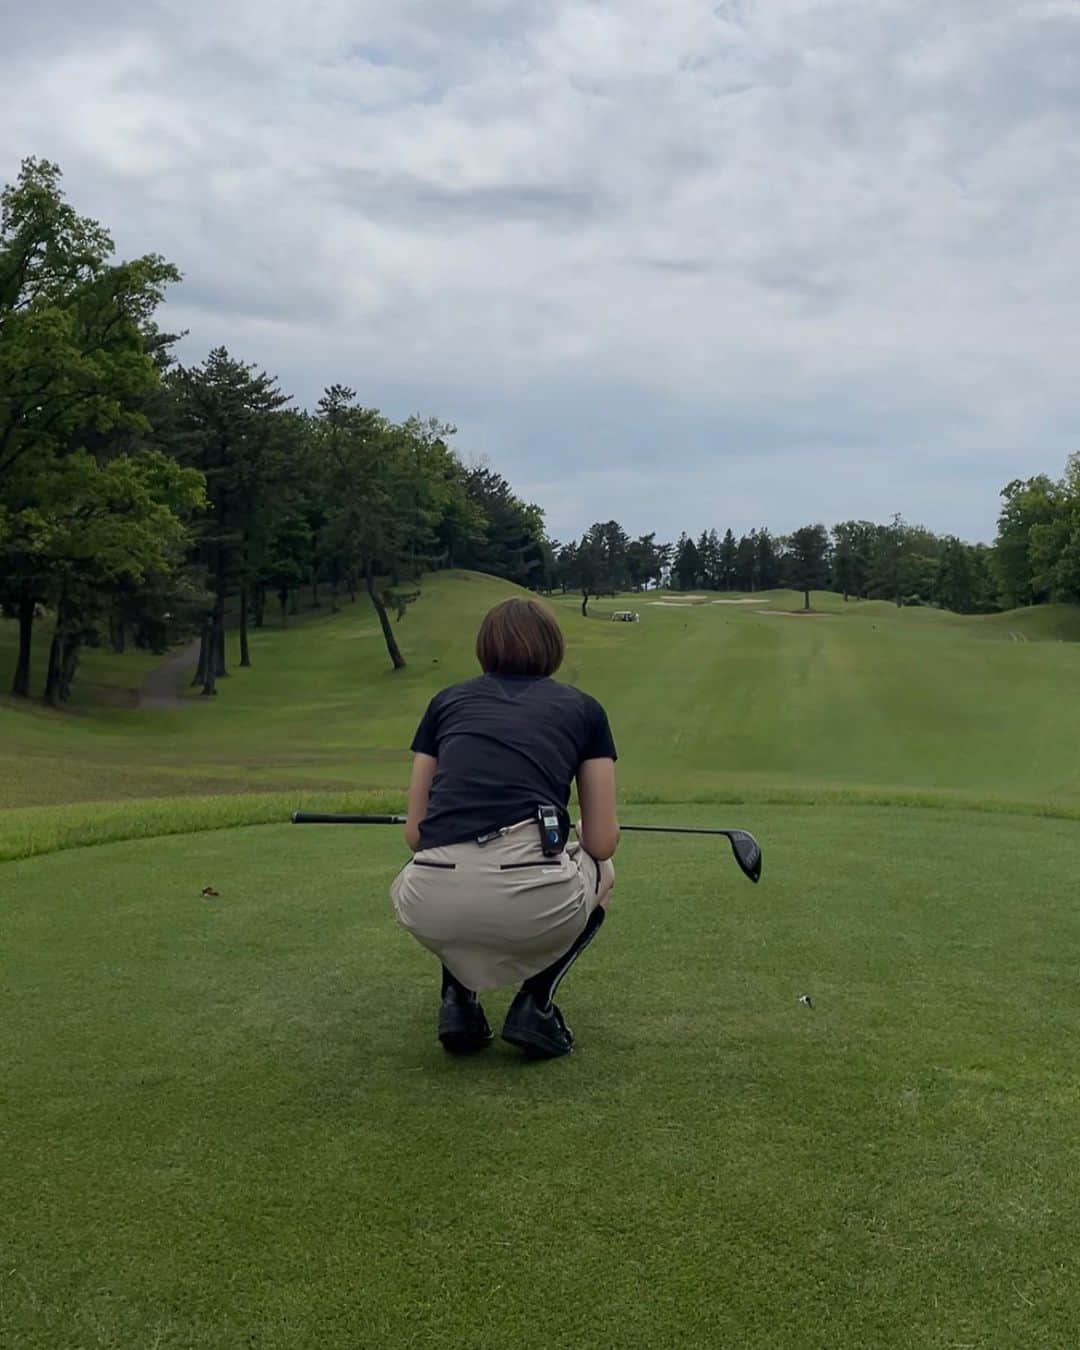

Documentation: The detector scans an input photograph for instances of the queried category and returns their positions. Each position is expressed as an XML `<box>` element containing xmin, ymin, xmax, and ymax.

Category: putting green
<box><xmin>4</xmin><ymin>806</ymin><xmax>1080</xmax><ymax>1348</ymax></box>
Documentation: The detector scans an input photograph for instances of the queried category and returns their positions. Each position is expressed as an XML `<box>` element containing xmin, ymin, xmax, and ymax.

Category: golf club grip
<box><xmin>291</xmin><ymin>812</ymin><xmax>407</xmax><ymax>825</ymax></box>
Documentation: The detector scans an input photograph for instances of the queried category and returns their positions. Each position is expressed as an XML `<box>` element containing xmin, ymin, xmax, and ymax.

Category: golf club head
<box><xmin>726</xmin><ymin>829</ymin><xmax>762</xmax><ymax>883</ymax></box>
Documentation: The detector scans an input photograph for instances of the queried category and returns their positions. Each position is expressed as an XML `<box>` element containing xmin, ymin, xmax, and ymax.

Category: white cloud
<box><xmin>4</xmin><ymin>0</ymin><xmax>1080</xmax><ymax>544</ymax></box>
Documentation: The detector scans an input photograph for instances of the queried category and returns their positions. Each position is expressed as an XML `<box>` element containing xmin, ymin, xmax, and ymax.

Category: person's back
<box><xmin>412</xmin><ymin>673</ymin><xmax>615</xmax><ymax>851</ymax></box>
<box><xmin>390</xmin><ymin>597</ymin><xmax>619</xmax><ymax>1059</ymax></box>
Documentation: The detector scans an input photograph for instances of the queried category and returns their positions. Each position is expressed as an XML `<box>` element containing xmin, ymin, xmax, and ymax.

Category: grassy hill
<box><xmin>6</xmin><ymin>577</ymin><xmax>1080</xmax><ymax>1348</ymax></box>
<box><xmin>3</xmin><ymin>574</ymin><xmax>1079</xmax><ymax>856</ymax></box>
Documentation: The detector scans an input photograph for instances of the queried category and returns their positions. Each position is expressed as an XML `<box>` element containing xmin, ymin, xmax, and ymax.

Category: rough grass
<box><xmin>0</xmin><ymin>791</ymin><xmax>403</xmax><ymax>863</ymax></box>
<box><xmin>4</xmin><ymin>805</ymin><xmax>1080</xmax><ymax>1348</ymax></box>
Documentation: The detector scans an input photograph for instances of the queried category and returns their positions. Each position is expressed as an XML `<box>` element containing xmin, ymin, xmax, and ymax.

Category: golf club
<box><xmin>291</xmin><ymin>813</ymin><xmax>762</xmax><ymax>883</ymax></box>
<box><xmin>619</xmin><ymin>824</ymin><xmax>762</xmax><ymax>883</ymax></box>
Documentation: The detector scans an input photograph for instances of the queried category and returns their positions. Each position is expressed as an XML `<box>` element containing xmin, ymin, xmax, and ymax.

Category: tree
<box><xmin>831</xmin><ymin>520</ymin><xmax>875</xmax><ymax>600</ymax></box>
<box><xmin>22</xmin><ymin>448</ymin><xmax>204</xmax><ymax>705</ymax></box>
<box><xmin>170</xmin><ymin>348</ymin><xmax>291</xmax><ymax>692</ymax></box>
<box><xmin>457</xmin><ymin>465</ymin><xmax>547</xmax><ymax>586</ymax></box>
<box><xmin>867</xmin><ymin>514</ymin><xmax>906</xmax><ymax>605</ymax></box>
<box><xmin>576</xmin><ymin>530</ymin><xmax>602</xmax><ymax>615</ymax></box>
<box><xmin>1023</xmin><ymin>455</ymin><xmax>1080</xmax><ymax>603</ymax></box>
<box><xmin>314</xmin><ymin>386</ymin><xmax>436</xmax><ymax>670</ymax></box>
<box><xmin>697</xmin><ymin>529</ymin><xmax>720</xmax><ymax>589</ymax></box>
<box><xmin>934</xmin><ymin>537</ymin><xmax>977</xmax><ymax>612</ymax></box>
<box><xmin>786</xmin><ymin>524</ymin><xmax>830</xmax><ymax>610</ymax></box>
<box><xmin>595</xmin><ymin>521</ymin><xmax>631</xmax><ymax>593</ymax></box>
<box><xmin>733</xmin><ymin>533</ymin><xmax>756</xmax><ymax>591</ymax></box>
<box><xmin>0</xmin><ymin>158</ymin><xmax>181</xmax><ymax>696</ymax></box>
<box><xmin>672</xmin><ymin>533</ymin><xmax>700</xmax><ymax>591</ymax></box>
<box><xmin>993</xmin><ymin>475</ymin><xmax>1061</xmax><ymax>608</ymax></box>
<box><xmin>626</xmin><ymin>532</ymin><xmax>668</xmax><ymax>590</ymax></box>
<box><xmin>754</xmin><ymin>528</ymin><xmax>781</xmax><ymax>590</ymax></box>
<box><xmin>717</xmin><ymin>529</ymin><xmax>737</xmax><ymax>590</ymax></box>
<box><xmin>258</xmin><ymin>510</ymin><xmax>312</xmax><ymax>626</ymax></box>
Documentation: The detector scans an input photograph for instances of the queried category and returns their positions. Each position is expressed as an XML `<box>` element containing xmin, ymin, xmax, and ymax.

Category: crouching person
<box><xmin>390</xmin><ymin>597</ymin><xmax>619</xmax><ymax>1059</ymax></box>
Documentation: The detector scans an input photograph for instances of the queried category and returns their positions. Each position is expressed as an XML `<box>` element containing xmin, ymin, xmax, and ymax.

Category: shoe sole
<box><xmin>501</xmin><ymin>1024</ymin><xmax>574</xmax><ymax>1059</ymax></box>
<box><xmin>438</xmin><ymin>1010</ymin><xmax>493</xmax><ymax>1054</ymax></box>
<box><xmin>439</xmin><ymin>1030</ymin><xmax>494</xmax><ymax>1054</ymax></box>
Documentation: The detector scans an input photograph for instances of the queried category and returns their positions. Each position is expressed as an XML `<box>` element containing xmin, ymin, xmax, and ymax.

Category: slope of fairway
<box><xmin>4</xmin><ymin>805</ymin><xmax>1080</xmax><ymax>1349</ymax></box>
<box><xmin>4</xmin><ymin>575</ymin><xmax>1080</xmax><ymax>850</ymax></box>
<box><xmin>971</xmin><ymin>602</ymin><xmax>1080</xmax><ymax>644</ymax></box>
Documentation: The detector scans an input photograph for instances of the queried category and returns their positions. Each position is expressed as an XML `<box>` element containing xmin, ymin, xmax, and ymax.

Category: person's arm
<box><xmin>576</xmin><ymin>757</ymin><xmax>619</xmax><ymax>861</ymax></box>
<box><xmin>404</xmin><ymin>753</ymin><xmax>437</xmax><ymax>851</ymax></box>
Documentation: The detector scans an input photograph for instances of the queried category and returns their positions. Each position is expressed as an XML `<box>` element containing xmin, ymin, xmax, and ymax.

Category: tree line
<box><xmin>549</xmin><ymin>516</ymin><xmax>1000</xmax><ymax>615</ymax></box>
<box><xmin>1</xmin><ymin>160</ymin><xmax>547</xmax><ymax>702</ymax></box>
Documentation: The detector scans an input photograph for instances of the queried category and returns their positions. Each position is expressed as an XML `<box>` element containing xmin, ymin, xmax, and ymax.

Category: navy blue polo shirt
<box><xmin>410</xmin><ymin>674</ymin><xmax>617</xmax><ymax>850</ymax></box>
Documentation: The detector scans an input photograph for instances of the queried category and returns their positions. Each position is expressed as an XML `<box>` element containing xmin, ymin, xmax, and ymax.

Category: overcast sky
<box><xmin>4</xmin><ymin>1</ymin><xmax>1080</xmax><ymax>544</ymax></box>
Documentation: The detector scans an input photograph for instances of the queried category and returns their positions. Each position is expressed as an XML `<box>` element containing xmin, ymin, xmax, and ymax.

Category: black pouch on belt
<box><xmin>536</xmin><ymin>803</ymin><xmax>564</xmax><ymax>856</ymax></box>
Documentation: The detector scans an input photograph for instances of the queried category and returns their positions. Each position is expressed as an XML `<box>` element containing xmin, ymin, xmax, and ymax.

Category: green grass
<box><xmin>4</xmin><ymin>575</ymin><xmax>1080</xmax><ymax>822</ymax></box>
<box><xmin>4</xmin><ymin>806</ymin><xmax>1080</xmax><ymax>1348</ymax></box>
<box><xmin>5</xmin><ymin>576</ymin><xmax>1080</xmax><ymax>1346</ymax></box>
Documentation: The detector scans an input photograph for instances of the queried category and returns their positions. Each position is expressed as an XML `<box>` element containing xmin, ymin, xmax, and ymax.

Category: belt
<box><xmin>475</xmin><ymin>818</ymin><xmax>535</xmax><ymax>846</ymax></box>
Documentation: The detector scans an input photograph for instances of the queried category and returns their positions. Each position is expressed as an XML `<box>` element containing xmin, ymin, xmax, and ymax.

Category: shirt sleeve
<box><xmin>410</xmin><ymin>695</ymin><xmax>441</xmax><ymax>757</ymax></box>
<box><xmin>581</xmin><ymin>696</ymin><xmax>618</xmax><ymax>762</ymax></box>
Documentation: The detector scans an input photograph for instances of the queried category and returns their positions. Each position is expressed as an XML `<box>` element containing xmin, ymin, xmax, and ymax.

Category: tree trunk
<box><xmin>366</xmin><ymin>567</ymin><xmax>407</xmax><ymax>670</ymax></box>
<box><xmin>239</xmin><ymin>587</ymin><xmax>251</xmax><ymax>668</ymax></box>
<box><xmin>12</xmin><ymin>590</ymin><xmax>34</xmax><ymax>697</ymax></box>
<box><xmin>44</xmin><ymin>587</ymin><xmax>71</xmax><ymax>708</ymax></box>
<box><xmin>581</xmin><ymin>592</ymin><xmax>590</xmax><ymax>617</ymax></box>
<box><xmin>60</xmin><ymin>633</ymin><xmax>80</xmax><ymax>701</ymax></box>
<box><xmin>44</xmin><ymin>631</ymin><xmax>64</xmax><ymax>708</ymax></box>
<box><xmin>200</xmin><ymin>621</ymin><xmax>218</xmax><ymax>696</ymax></box>
<box><xmin>278</xmin><ymin>589</ymin><xmax>288</xmax><ymax>627</ymax></box>
<box><xmin>804</xmin><ymin>589</ymin><xmax>811</xmax><ymax>611</ymax></box>
<box><xmin>210</xmin><ymin>520</ymin><xmax>229</xmax><ymax>676</ymax></box>
<box><xmin>289</xmin><ymin>589</ymin><xmax>298</xmax><ymax>616</ymax></box>
<box><xmin>192</xmin><ymin>624</ymin><xmax>209</xmax><ymax>686</ymax></box>
<box><xmin>213</xmin><ymin>616</ymin><xmax>227</xmax><ymax>677</ymax></box>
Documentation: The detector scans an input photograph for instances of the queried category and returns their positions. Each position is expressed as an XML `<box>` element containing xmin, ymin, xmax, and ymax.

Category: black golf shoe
<box><xmin>438</xmin><ymin>986</ymin><xmax>493</xmax><ymax>1054</ymax></box>
<box><xmin>501</xmin><ymin>991</ymin><xmax>575</xmax><ymax>1059</ymax></box>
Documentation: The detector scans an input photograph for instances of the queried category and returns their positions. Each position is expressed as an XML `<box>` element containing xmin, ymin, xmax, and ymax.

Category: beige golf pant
<box><xmin>390</xmin><ymin>822</ymin><xmax>615</xmax><ymax>991</ymax></box>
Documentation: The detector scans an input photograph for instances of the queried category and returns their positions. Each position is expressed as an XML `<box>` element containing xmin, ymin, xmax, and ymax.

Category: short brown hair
<box><xmin>476</xmin><ymin>598</ymin><xmax>565</xmax><ymax>677</ymax></box>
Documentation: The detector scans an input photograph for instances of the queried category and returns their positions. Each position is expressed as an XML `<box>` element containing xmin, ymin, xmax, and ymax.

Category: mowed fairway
<box><xmin>3</xmin><ymin>576</ymin><xmax>1080</xmax><ymax>1347</ymax></box>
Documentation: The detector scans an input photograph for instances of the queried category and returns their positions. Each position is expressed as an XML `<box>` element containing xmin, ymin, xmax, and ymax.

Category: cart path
<box><xmin>138</xmin><ymin>640</ymin><xmax>202</xmax><ymax>709</ymax></box>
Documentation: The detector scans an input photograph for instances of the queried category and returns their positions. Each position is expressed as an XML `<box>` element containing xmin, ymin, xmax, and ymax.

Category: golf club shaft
<box><xmin>292</xmin><ymin>812</ymin><xmax>407</xmax><ymax>825</ymax></box>
<box><xmin>620</xmin><ymin>825</ymin><xmax>742</xmax><ymax>837</ymax></box>
<box><xmin>293</xmin><ymin>814</ymin><xmax>743</xmax><ymax>837</ymax></box>
<box><xmin>291</xmin><ymin>812</ymin><xmax>760</xmax><ymax>882</ymax></box>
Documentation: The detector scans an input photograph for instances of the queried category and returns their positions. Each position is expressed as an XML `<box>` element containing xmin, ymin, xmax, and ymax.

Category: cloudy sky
<box><xmin>4</xmin><ymin>1</ymin><xmax>1080</xmax><ymax>544</ymax></box>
